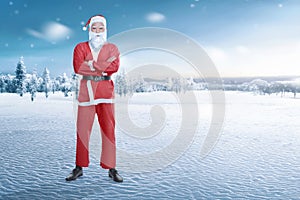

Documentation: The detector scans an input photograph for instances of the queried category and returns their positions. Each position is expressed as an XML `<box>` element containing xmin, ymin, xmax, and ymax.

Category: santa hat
<box><xmin>82</xmin><ymin>15</ymin><xmax>106</xmax><ymax>31</ymax></box>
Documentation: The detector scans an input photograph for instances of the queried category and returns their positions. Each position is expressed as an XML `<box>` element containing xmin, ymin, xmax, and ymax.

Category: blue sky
<box><xmin>1</xmin><ymin>0</ymin><xmax>300</xmax><ymax>77</ymax></box>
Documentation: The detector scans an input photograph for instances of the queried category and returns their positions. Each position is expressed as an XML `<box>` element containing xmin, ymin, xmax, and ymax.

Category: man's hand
<box><xmin>85</xmin><ymin>60</ymin><xmax>96</xmax><ymax>71</ymax></box>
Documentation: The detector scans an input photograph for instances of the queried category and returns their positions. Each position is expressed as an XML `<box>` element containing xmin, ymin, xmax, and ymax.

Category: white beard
<box><xmin>89</xmin><ymin>31</ymin><xmax>106</xmax><ymax>50</ymax></box>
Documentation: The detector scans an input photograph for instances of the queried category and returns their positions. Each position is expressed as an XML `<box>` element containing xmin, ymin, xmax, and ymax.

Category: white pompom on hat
<box><xmin>82</xmin><ymin>14</ymin><xmax>106</xmax><ymax>31</ymax></box>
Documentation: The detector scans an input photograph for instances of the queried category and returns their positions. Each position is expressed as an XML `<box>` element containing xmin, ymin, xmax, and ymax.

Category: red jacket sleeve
<box><xmin>73</xmin><ymin>43</ymin><xmax>101</xmax><ymax>76</ymax></box>
<box><xmin>92</xmin><ymin>44</ymin><xmax>120</xmax><ymax>75</ymax></box>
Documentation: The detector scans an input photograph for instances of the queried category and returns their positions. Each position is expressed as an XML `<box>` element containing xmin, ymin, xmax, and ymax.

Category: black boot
<box><xmin>65</xmin><ymin>166</ymin><xmax>83</xmax><ymax>181</ymax></box>
<box><xmin>109</xmin><ymin>168</ymin><xmax>123</xmax><ymax>182</ymax></box>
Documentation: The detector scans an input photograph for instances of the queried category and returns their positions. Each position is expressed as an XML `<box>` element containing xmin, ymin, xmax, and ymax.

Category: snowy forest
<box><xmin>1</xmin><ymin>57</ymin><xmax>300</xmax><ymax>101</ymax></box>
<box><xmin>0</xmin><ymin>57</ymin><xmax>75</xmax><ymax>101</ymax></box>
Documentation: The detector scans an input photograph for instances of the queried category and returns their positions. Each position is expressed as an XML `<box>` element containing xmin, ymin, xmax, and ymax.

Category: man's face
<box><xmin>90</xmin><ymin>22</ymin><xmax>105</xmax><ymax>33</ymax></box>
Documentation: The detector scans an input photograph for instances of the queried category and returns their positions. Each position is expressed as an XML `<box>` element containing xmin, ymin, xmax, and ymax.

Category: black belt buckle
<box><xmin>94</xmin><ymin>76</ymin><xmax>103</xmax><ymax>81</ymax></box>
<box><xmin>82</xmin><ymin>75</ymin><xmax>110</xmax><ymax>81</ymax></box>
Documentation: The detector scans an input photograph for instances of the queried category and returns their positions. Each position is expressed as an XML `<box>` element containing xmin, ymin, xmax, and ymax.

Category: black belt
<box><xmin>82</xmin><ymin>75</ymin><xmax>111</xmax><ymax>81</ymax></box>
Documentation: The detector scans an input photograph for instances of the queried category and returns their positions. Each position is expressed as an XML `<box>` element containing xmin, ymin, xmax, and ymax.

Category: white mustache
<box><xmin>89</xmin><ymin>32</ymin><xmax>106</xmax><ymax>41</ymax></box>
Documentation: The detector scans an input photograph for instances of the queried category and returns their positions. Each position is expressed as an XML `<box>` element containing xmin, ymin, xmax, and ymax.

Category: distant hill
<box><xmin>194</xmin><ymin>76</ymin><xmax>300</xmax><ymax>84</ymax></box>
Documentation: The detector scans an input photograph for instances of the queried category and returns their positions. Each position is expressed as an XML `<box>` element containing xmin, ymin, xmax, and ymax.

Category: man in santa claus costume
<box><xmin>66</xmin><ymin>14</ymin><xmax>123</xmax><ymax>182</ymax></box>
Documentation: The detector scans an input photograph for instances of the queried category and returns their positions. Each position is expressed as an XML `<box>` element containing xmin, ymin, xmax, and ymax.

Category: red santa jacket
<box><xmin>73</xmin><ymin>41</ymin><xmax>120</xmax><ymax>106</ymax></box>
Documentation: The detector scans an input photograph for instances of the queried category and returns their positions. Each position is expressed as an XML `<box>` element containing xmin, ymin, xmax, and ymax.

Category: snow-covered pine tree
<box><xmin>5</xmin><ymin>75</ymin><xmax>16</xmax><ymax>93</ymax></box>
<box><xmin>52</xmin><ymin>79</ymin><xmax>58</xmax><ymax>93</ymax></box>
<box><xmin>15</xmin><ymin>56</ymin><xmax>27</xmax><ymax>96</ymax></box>
<box><xmin>42</xmin><ymin>67</ymin><xmax>51</xmax><ymax>98</ymax></box>
<box><xmin>115</xmin><ymin>70</ymin><xmax>128</xmax><ymax>96</ymax></box>
<box><xmin>60</xmin><ymin>73</ymin><xmax>71</xmax><ymax>97</ymax></box>
<box><xmin>135</xmin><ymin>73</ymin><xmax>146</xmax><ymax>93</ymax></box>
<box><xmin>71</xmin><ymin>73</ymin><xmax>79</xmax><ymax>99</ymax></box>
<box><xmin>115</xmin><ymin>74</ymin><xmax>122</xmax><ymax>96</ymax></box>
<box><xmin>0</xmin><ymin>75</ymin><xmax>5</xmax><ymax>93</ymax></box>
<box><xmin>24</xmin><ymin>73</ymin><xmax>32</xmax><ymax>93</ymax></box>
<box><xmin>126</xmin><ymin>78</ymin><xmax>135</xmax><ymax>95</ymax></box>
<box><xmin>180</xmin><ymin>77</ymin><xmax>188</xmax><ymax>93</ymax></box>
<box><xmin>187</xmin><ymin>77</ymin><xmax>195</xmax><ymax>91</ymax></box>
<box><xmin>29</xmin><ymin>71</ymin><xmax>38</xmax><ymax>101</ymax></box>
<box><xmin>166</xmin><ymin>77</ymin><xmax>173</xmax><ymax>91</ymax></box>
<box><xmin>171</xmin><ymin>77</ymin><xmax>182</xmax><ymax>93</ymax></box>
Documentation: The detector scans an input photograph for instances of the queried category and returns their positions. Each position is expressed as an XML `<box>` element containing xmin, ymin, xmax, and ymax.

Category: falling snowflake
<box><xmin>190</xmin><ymin>4</ymin><xmax>195</xmax><ymax>8</ymax></box>
<box><xmin>81</xmin><ymin>21</ymin><xmax>85</xmax><ymax>25</ymax></box>
<box><xmin>278</xmin><ymin>4</ymin><xmax>283</xmax><ymax>8</ymax></box>
<box><xmin>30</xmin><ymin>44</ymin><xmax>34</xmax><ymax>48</ymax></box>
<box><xmin>5</xmin><ymin>43</ymin><xmax>9</xmax><ymax>47</ymax></box>
<box><xmin>66</xmin><ymin>35</ymin><xmax>70</xmax><ymax>40</ymax></box>
<box><xmin>14</xmin><ymin>10</ymin><xmax>19</xmax><ymax>15</ymax></box>
<box><xmin>9</xmin><ymin>1</ymin><xmax>13</xmax><ymax>6</ymax></box>
<box><xmin>56</xmin><ymin>18</ymin><xmax>61</xmax><ymax>22</ymax></box>
<box><xmin>78</xmin><ymin>5</ymin><xmax>82</xmax><ymax>11</ymax></box>
<box><xmin>24</xmin><ymin>4</ymin><xmax>28</xmax><ymax>8</ymax></box>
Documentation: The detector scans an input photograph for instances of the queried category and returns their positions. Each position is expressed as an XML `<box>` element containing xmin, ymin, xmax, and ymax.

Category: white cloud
<box><xmin>146</xmin><ymin>12</ymin><xmax>166</xmax><ymax>23</ymax></box>
<box><xmin>26</xmin><ymin>21</ymin><xmax>72</xmax><ymax>43</ymax></box>
<box><xmin>245</xmin><ymin>42</ymin><xmax>300</xmax><ymax>76</ymax></box>
<box><xmin>235</xmin><ymin>45</ymin><xmax>250</xmax><ymax>54</ymax></box>
<box><xmin>206</xmin><ymin>47</ymin><xmax>228</xmax><ymax>63</ymax></box>
<box><xmin>206</xmin><ymin>41</ymin><xmax>300</xmax><ymax>77</ymax></box>
<box><xmin>26</xmin><ymin>29</ymin><xmax>44</xmax><ymax>39</ymax></box>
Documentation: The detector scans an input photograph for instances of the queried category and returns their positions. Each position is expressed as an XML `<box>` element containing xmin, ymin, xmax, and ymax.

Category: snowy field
<box><xmin>0</xmin><ymin>91</ymin><xmax>299</xmax><ymax>199</ymax></box>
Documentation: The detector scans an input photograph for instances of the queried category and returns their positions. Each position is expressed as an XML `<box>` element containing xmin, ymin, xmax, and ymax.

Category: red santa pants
<box><xmin>75</xmin><ymin>103</ymin><xmax>116</xmax><ymax>169</ymax></box>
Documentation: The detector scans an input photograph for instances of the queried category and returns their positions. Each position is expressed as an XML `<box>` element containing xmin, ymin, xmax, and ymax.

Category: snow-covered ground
<box><xmin>0</xmin><ymin>91</ymin><xmax>299</xmax><ymax>199</ymax></box>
